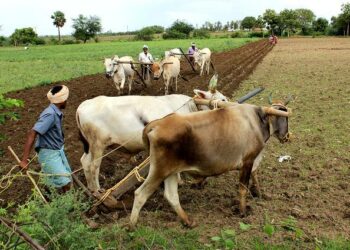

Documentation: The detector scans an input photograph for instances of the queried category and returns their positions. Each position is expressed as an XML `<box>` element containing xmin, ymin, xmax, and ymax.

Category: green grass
<box><xmin>0</xmin><ymin>38</ymin><xmax>258</xmax><ymax>94</ymax></box>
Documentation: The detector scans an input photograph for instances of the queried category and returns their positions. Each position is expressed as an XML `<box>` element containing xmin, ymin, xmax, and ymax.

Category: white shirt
<box><xmin>138</xmin><ymin>52</ymin><xmax>153</xmax><ymax>63</ymax></box>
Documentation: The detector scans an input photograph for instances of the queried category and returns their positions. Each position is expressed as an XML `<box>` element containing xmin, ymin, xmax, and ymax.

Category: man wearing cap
<box><xmin>188</xmin><ymin>42</ymin><xmax>198</xmax><ymax>66</ymax></box>
<box><xmin>138</xmin><ymin>45</ymin><xmax>153</xmax><ymax>80</ymax></box>
<box><xmin>19</xmin><ymin>85</ymin><xmax>72</xmax><ymax>192</ymax></box>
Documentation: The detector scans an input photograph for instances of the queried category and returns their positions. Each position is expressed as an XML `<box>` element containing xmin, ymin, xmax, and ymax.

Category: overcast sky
<box><xmin>0</xmin><ymin>0</ymin><xmax>346</xmax><ymax>36</ymax></box>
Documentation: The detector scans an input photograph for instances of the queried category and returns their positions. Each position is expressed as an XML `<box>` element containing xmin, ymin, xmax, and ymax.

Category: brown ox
<box><xmin>129</xmin><ymin>102</ymin><xmax>290</xmax><ymax>228</ymax></box>
<box><xmin>151</xmin><ymin>56</ymin><xmax>181</xmax><ymax>95</ymax></box>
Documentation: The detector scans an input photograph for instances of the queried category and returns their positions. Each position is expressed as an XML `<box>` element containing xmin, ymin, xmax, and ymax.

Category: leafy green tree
<box><xmin>163</xmin><ymin>20</ymin><xmax>194</xmax><ymax>39</ymax></box>
<box><xmin>147</xmin><ymin>25</ymin><xmax>164</xmax><ymax>34</ymax></box>
<box><xmin>341</xmin><ymin>3</ymin><xmax>350</xmax><ymax>36</ymax></box>
<box><xmin>280</xmin><ymin>9</ymin><xmax>299</xmax><ymax>37</ymax></box>
<box><xmin>330</xmin><ymin>3</ymin><xmax>350</xmax><ymax>36</ymax></box>
<box><xmin>72</xmin><ymin>15</ymin><xmax>102</xmax><ymax>43</ymax></box>
<box><xmin>312</xmin><ymin>18</ymin><xmax>329</xmax><ymax>33</ymax></box>
<box><xmin>9</xmin><ymin>27</ymin><xmax>38</xmax><ymax>46</ymax></box>
<box><xmin>241</xmin><ymin>16</ymin><xmax>257</xmax><ymax>30</ymax></box>
<box><xmin>255</xmin><ymin>15</ymin><xmax>266</xmax><ymax>36</ymax></box>
<box><xmin>214</xmin><ymin>21</ymin><xmax>223</xmax><ymax>31</ymax></box>
<box><xmin>263</xmin><ymin>9</ymin><xmax>280</xmax><ymax>35</ymax></box>
<box><xmin>169</xmin><ymin>20</ymin><xmax>194</xmax><ymax>36</ymax></box>
<box><xmin>51</xmin><ymin>11</ymin><xmax>66</xmax><ymax>41</ymax></box>
<box><xmin>135</xmin><ymin>27</ymin><xmax>155</xmax><ymax>41</ymax></box>
<box><xmin>295</xmin><ymin>9</ymin><xmax>315</xmax><ymax>35</ymax></box>
<box><xmin>202</xmin><ymin>21</ymin><xmax>214</xmax><ymax>31</ymax></box>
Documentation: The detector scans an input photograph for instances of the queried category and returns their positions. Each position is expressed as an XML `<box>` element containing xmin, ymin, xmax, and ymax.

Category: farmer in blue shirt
<box><xmin>19</xmin><ymin>85</ymin><xmax>72</xmax><ymax>192</ymax></box>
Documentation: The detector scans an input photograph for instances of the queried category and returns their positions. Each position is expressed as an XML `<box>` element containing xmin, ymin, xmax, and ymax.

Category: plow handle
<box><xmin>237</xmin><ymin>87</ymin><xmax>265</xmax><ymax>104</ymax></box>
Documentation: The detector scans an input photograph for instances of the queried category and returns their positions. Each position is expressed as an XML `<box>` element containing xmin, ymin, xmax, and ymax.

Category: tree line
<box><xmin>1</xmin><ymin>2</ymin><xmax>349</xmax><ymax>46</ymax></box>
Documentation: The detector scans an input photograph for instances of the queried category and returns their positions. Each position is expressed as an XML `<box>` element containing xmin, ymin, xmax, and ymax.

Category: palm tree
<box><xmin>51</xmin><ymin>11</ymin><xmax>66</xmax><ymax>41</ymax></box>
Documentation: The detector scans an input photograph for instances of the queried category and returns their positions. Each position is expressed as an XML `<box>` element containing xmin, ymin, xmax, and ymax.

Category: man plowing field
<box><xmin>19</xmin><ymin>85</ymin><xmax>72</xmax><ymax>192</ymax></box>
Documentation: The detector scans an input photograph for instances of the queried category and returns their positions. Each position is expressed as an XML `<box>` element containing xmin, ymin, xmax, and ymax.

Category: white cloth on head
<box><xmin>47</xmin><ymin>85</ymin><xmax>69</xmax><ymax>104</ymax></box>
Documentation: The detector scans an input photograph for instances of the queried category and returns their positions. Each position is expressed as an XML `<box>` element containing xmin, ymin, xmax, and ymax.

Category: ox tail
<box><xmin>76</xmin><ymin>110</ymin><xmax>90</xmax><ymax>154</ymax></box>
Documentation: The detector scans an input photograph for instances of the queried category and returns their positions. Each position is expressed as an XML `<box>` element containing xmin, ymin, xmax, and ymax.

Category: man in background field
<box><xmin>188</xmin><ymin>42</ymin><xmax>198</xmax><ymax>66</ymax></box>
<box><xmin>138</xmin><ymin>45</ymin><xmax>154</xmax><ymax>80</ymax></box>
<box><xmin>19</xmin><ymin>85</ymin><xmax>72</xmax><ymax>192</ymax></box>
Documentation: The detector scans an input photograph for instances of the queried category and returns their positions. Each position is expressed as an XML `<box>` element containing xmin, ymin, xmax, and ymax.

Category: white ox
<box><xmin>76</xmin><ymin>89</ymin><xmax>228</xmax><ymax>191</ymax></box>
<box><xmin>104</xmin><ymin>55</ymin><xmax>135</xmax><ymax>95</ymax></box>
<box><xmin>164</xmin><ymin>48</ymin><xmax>182</xmax><ymax>60</ymax></box>
<box><xmin>193</xmin><ymin>48</ymin><xmax>212</xmax><ymax>76</ymax></box>
<box><xmin>151</xmin><ymin>56</ymin><xmax>181</xmax><ymax>95</ymax></box>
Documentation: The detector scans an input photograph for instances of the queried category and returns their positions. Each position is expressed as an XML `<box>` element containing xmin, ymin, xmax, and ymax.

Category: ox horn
<box><xmin>268</xmin><ymin>92</ymin><xmax>273</xmax><ymax>105</ymax></box>
<box><xmin>284</xmin><ymin>94</ymin><xmax>293</xmax><ymax>105</ymax></box>
<box><xmin>263</xmin><ymin>107</ymin><xmax>290</xmax><ymax>117</ymax></box>
<box><xmin>208</xmin><ymin>74</ymin><xmax>218</xmax><ymax>92</ymax></box>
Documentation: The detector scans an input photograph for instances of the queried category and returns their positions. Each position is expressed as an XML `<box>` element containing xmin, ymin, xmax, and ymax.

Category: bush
<box><xmin>231</xmin><ymin>31</ymin><xmax>249</xmax><ymax>38</ymax></box>
<box><xmin>163</xmin><ymin>30</ymin><xmax>187</xmax><ymax>39</ymax></box>
<box><xmin>62</xmin><ymin>39</ymin><xmax>79</xmax><ymax>45</ymax></box>
<box><xmin>312</xmin><ymin>31</ymin><xmax>325</xmax><ymax>37</ymax></box>
<box><xmin>0</xmin><ymin>36</ymin><xmax>9</xmax><ymax>46</ymax></box>
<box><xmin>0</xmin><ymin>95</ymin><xmax>24</xmax><ymax>125</ymax></box>
<box><xmin>33</xmin><ymin>37</ymin><xmax>46</xmax><ymax>45</ymax></box>
<box><xmin>193</xmin><ymin>29</ymin><xmax>211</xmax><ymax>38</ymax></box>
<box><xmin>248</xmin><ymin>31</ymin><xmax>269</xmax><ymax>38</ymax></box>
<box><xmin>135</xmin><ymin>27</ymin><xmax>155</xmax><ymax>41</ymax></box>
<box><xmin>0</xmin><ymin>189</ymin><xmax>202</xmax><ymax>249</ymax></box>
<box><xmin>49</xmin><ymin>37</ymin><xmax>59</xmax><ymax>45</ymax></box>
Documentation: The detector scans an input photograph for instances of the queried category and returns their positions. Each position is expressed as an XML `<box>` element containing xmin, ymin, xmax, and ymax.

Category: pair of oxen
<box><xmin>76</xmin><ymin>75</ymin><xmax>291</xmax><ymax>228</ymax></box>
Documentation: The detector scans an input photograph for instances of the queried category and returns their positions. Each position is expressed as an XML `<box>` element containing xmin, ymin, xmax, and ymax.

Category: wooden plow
<box><xmin>114</xmin><ymin>61</ymin><xmax>153</xmax><ymax>87</ymax></box>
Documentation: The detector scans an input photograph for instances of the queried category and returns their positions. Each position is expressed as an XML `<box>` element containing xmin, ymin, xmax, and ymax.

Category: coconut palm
<box><xmin>51</xmin><ymin>11</ymin><xmax>66</xmax><ymax>41</ymax></box>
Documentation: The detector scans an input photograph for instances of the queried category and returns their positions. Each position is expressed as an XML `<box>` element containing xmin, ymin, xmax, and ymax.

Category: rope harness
<box><xmin>93</xmin><ymin>157</ymin><xmax>150</xmax><ymax>207</ymax></box>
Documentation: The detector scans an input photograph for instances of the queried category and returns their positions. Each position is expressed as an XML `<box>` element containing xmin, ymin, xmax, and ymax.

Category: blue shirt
<box><xmin>33</xmin><ymin>104</ymin><xmax>64</xmax><ymax>152</ymax></box>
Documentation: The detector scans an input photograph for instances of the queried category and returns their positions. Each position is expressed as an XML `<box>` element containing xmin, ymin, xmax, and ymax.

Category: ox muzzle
<box><xmin>105</xmin><ymin>70</ymin><xmax>114</xmax><ymax>78</ymax></box>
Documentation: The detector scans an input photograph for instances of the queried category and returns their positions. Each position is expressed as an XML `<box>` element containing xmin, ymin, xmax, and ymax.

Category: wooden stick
<box><xmin>115</xmin><ymin>61</ymin><xmax>154</xmax><ymax>65</ymax></box>
<box><xmin>111</xmin><ymin>162</ymin><xmax>150</xmax><ymax>199</ymax></box>
<box><xmin>169</xmin><ymin>53</ymin><xmax>192</xmax><ymax>55</ymax></box>
<box><xmin>178</xmin><ymin>48</ymin><xmax>196</xmax><ymax>72</ymax></box>
<box><xmin>130</xmin><ymin>62</ymin><xmax>147</xmax><ymax>88</ymax></box>
<box><xmin>0</xmin><ymin>216</ymin><xmax>45</xmax><ymax>250</ymax></box>
<box><xmin>193</xmin><ymin>98</ymin><xmax>238</xmax><ymax>108</ymax></box>
<box><xmin>193</xmin><ymin>99</ymin><xmax>290</xmax><ymax>117</ymax></box>
<box><xmin>8</xmin><ymin>146</ymin><xmax>21</xmax><ymax>163</ymax></box>
<box><xmin>7</xmin><ymin>146</ymin><xmax>48</xmax><ymax>204</ymax></box>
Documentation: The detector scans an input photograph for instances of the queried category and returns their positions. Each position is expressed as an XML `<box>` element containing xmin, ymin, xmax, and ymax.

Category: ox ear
<box><xmin>208</xmin><ymin>74</ymin><xmax>218</xmax><ymax>92</ymax></box>
<box><xmin>194</xmin><ymin>89</ymin><xmax>210</xmax><ymax>99</ymax></box>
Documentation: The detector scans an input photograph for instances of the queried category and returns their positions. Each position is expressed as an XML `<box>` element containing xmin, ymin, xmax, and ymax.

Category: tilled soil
<box><xmin>0</xmin><ymin>40</ymin><xmax>273</xmax><ymax>218</ymax></box>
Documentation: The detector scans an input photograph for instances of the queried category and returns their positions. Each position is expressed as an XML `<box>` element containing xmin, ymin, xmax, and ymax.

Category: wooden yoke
<box><xmin>193</xmin><ymin>98</ymin><xmax>238</xmax><ymax>108</ymax></box>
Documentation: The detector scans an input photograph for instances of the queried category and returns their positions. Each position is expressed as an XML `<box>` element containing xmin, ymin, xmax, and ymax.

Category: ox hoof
<box><xmin>124</xmin><ymin>223</ymin><xmax>136</xmax><ymax>232</ymax></box>
<box><xmin>250</xmin><ymin>186</ymin><xmax>262</xmax><ymax>199</ymax></box>
<box><xmin>183</xmin><ymin>218</ymin><xmax>197</xmax><ymax>228</ymax></box>
<box><xmin>189</xmin><ymin>179</ymin><xmax>207</xmax><ymax>190</ymax></box>
<box><xmin>239</xmin><ymin>206</ymin><xmax>252</xmax><ymax>218</ymax></box>
<box><xmin>231</xmin><ymin>204</ymin><xmax>252</xmax><ymax>217</ymax></box>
